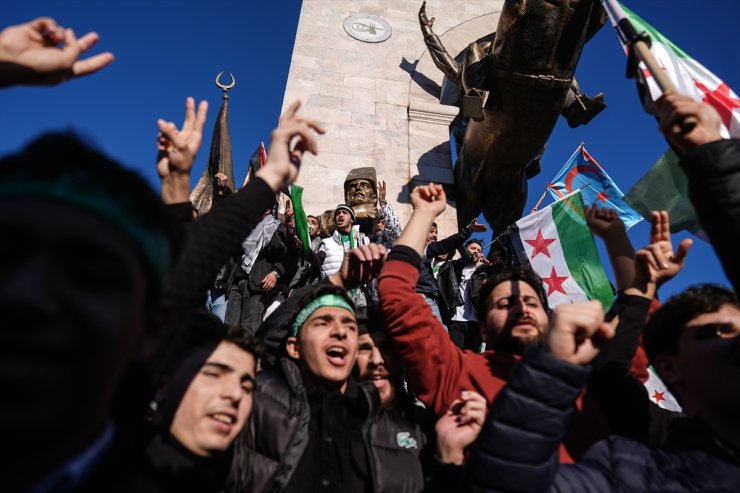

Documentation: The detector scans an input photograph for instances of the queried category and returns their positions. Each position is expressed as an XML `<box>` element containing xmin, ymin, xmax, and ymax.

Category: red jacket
<box><xmin>379</xmin><ymin>256</ymin><xmax>619</xmax><ymax>462</ymax></box>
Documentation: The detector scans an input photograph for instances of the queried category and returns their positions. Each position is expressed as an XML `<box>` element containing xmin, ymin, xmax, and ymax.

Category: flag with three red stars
<box><xmin>547</xmin><ymin>144</ymin><xmax>643</xmax><ymax>230</ymax></box>
<box><xmin>504</xmin><ymin>191</ymin><xmax>613</xmax><ymax>309</ymax></box>
<box><xmin>605</xmin><ymin>2</ymin><xmax>740</xmax><ymax>236</ymax></box>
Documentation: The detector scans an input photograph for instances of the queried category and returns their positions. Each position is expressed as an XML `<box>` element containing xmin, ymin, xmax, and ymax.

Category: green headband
<box><xmin>291</xmin><ymin>294</ymin><xmax>355</xmax><ymax>337</ymax></box>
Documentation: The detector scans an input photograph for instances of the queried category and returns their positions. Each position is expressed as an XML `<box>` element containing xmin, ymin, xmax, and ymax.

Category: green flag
<box><xmin>604</xmin><ymin>2</ymin><xmax>740</xmax><ymax>235</ymax></box>
<box><xmin>290</xmin><ymin>184</ymin><xmax>311</xmax><ymax>253</ymax></box>
<box><xmin>509</xmin><ymin>192</ymin><xmax>614</xmax><ymax>310</ymax></box>
<box><xmin>624</xmin><ymin>149</ymin><xmax>704</xmax><ymax>235</ymax></box>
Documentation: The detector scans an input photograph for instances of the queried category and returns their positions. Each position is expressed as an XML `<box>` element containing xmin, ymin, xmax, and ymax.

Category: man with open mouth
<box><xmin>138</xmin><ymin>313</ymin><xmax>264</xmax><ymax>492</ymax></box>
<box><xmin>228</xmin><ymin>244</ymin><xmax>430</xmax><ymax>492</ymax></box>
<box><xmin>228</xmin><ymin>284</ymin><xmax>375</xmax><ymax>492</ymax></box>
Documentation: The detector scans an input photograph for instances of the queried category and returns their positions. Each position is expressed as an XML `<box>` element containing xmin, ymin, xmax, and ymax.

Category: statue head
<box><xmin>344</xmin><ymin>167</ymin><xmax>377</xmax><ymax>208</ymax></box>
<box><xmin>344</xmin><ymin>167</ymin><xmax>378</xmax><ymax>222</ymax></box>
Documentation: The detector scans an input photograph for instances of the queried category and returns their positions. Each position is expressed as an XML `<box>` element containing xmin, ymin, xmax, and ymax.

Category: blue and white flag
<box><xmin>547</xmin><ymin>144</ymin><xmax>643</xmax><ymax>230</ymax></box>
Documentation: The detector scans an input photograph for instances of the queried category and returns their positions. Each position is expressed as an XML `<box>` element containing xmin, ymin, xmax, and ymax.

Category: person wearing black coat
<box><xmin>230</xmin><ymin>245</ymin><xmax>430</xmax><ymax>493</ymax></box>
<box><xmin>466</xmin><ymin>291</ymin><xmax>740</xmax><ymax>492</ymax></box>
<box><xmin>131</xmin><ymin>312</ymin><xmax>263</xmax><ymax>493</ymax></box>
<box><xmin>656</xmin><ymin>92</ymin><xmax>740</xmax><ymax>292</ymax></box>
<box><xmin>224</xmin><ymin>212</ymin><xmax>289</xmax><ymax>333</ymax></box>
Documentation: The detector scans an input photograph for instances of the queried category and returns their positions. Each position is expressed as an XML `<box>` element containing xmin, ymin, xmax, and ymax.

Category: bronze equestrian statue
<box><xmin>419</xmin><ymin>0</ymin><xmax>606</xmax><ymax>234</ymax></box>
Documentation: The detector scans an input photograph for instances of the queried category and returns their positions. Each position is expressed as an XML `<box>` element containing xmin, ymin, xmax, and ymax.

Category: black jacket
<box><xmin>466</xmin><ymin>346</ymin><xmax>740</xmax><ymax>492</ymax></box>
<box><xmin>416</xmin><ymin>227</ymin><xmax>472</xmax><ymax>298</ymax></box>
<box><xmin>436</xmin><ymin>251</ymin><xmax>471</xmax><ymax>310</ymax></box>
<box><xmin>228</xmin><ymin>358</ymin><xmax>426</xmax><ymax>493</ymax></box>
<box><xmin>163</xmin><ymin>177</ymin><xmax>277</xmax><ymax>332</ymax></box>
<box><xmin>679</xmin><ymin>138</ymin><xmax>740</xmax><ymax>292</ymax></box>
<box><xmin>237</xmin><ymin>223</ymin><xmax>289</xmax><ymax>293</ymax></box>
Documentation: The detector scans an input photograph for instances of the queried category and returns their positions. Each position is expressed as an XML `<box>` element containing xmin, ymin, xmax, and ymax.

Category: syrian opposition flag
<box><xmin>547</xmin><ymin>144</ymin><xmax>643</xmax><ymax>230</ymax></box>
<box><xmin>602</xmin><ymin>1</ymin><xmax>740</xmax><ymax>234</ymax></box>
<box><xmin>503</xmin><ymin>192</ymin><xmax>614</xmax><ymax>309</ymax></box>
<box><xmin>644</xmin><ymin>365</ymin><xmax>682</xmax><ymax>412</ymax></box>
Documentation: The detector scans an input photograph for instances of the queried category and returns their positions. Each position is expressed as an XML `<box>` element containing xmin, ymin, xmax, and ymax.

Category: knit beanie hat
<box><xmin>334</xmin><ymin>203</ymin><xmax>356</xmax><ymax>222</ymax></box>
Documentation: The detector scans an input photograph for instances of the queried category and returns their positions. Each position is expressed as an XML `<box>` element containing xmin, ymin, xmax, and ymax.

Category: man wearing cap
<box><xmin>0</xmin><ymin>96</ymin><xmax>325</xmax><ymax>490</ymax></box>
<box><xmin>0</xmin><ymin>133</ymin><xmax>178</xmax><ymax>492</ymax></box>
<box><xmin>318</xmin><ymin>204</ymin><xmax>374</xmax><ymax>310</ymax></box>
<box><xmin>318</xmin><ymin>204</ymin><xmax>369</xmax><ymax>279</ymax></box>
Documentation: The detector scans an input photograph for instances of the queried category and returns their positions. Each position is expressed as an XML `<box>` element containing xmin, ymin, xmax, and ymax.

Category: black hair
<box><xmin>223</xmin><ymin>325</ymin><xmax>267</xmax><ymax>362</ymax></box>
<box><xmin>289</xmin><ymin>284</ymin><xmax>355</xmax><ymax>338</ymax></box>
<box><xmin>262</xmin><ymin>283</ymin><xmax>356</xmax><ymax>361</ymax></box>
<box><xmin>356</xmin><ymin>305</ymin><xmax>384</xmax><ymax>335</ymax></box>
<box><xmin>149</xmin><ymin>310</ymin><xmax>266</xmax><ymax>428</ymax></box>
<box><xmin>431</xmin><ymin>222</ymin><xmax>438</xmax><ymax>229</ymax></box>
<box><xmin>475</xmin><ymin>267</ymin><xmax>549</xmax><ymax>321</ymax></box>
<box><xmin>643</xmin><ymin>284</ymin><xmax>738</xmax><ymax>364</ymax></box>
<box><xmin>465</xmin><ymin>239</ymin><xmax>483</xmax><ymax>248</ymax></box>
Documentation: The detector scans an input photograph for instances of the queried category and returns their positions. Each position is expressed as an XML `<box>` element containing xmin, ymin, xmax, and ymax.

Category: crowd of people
<box><xmin>1</xmin><ymin>16</ymin><xmax>738</xmax><ymax>493</ymax></box>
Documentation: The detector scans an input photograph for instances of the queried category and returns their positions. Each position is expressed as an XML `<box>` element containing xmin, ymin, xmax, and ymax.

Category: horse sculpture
<box><xmin>419</xmin><ymin>0</ymin><xmax>607</xmax><ymax>234</ymax></box>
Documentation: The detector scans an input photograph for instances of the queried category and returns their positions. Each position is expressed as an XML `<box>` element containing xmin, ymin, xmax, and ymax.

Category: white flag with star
<box><xmin>508</xmin><ymin>192</ymin><xmax>613</xmax><ymax>309</ymax></box>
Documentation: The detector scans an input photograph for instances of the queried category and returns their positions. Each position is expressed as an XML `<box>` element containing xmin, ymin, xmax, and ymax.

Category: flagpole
<box><xmin>600</xmin><ymin>0</ymin><xmax>696</xmax><ymax>129</ymax></box>
<box><xmin>529</xmin><ymin>189</ymin><xmax>549</xmax><ymax>214</ymax></box>
<box><xmin>484</xmin><ymin>186</ymin><xmax>591</xmax><ymax>250</ymax></box>
<box><xmin>536</xmin><ymin>143</ymin><xmax>586</xmax><ymax>214</ymax></box>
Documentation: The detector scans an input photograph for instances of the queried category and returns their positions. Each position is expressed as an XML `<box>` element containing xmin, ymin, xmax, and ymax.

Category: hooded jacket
<box><xmin>227</xmin><ymin>356</ymin><xmax>426</xmax><ymax>493</ymax></box>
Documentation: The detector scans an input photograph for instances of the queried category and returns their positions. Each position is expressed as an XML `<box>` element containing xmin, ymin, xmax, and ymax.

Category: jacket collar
<box><xmin>332</xmin><ymin>225</ymin><xmax>359</xmax><ymax>243</ymax></box>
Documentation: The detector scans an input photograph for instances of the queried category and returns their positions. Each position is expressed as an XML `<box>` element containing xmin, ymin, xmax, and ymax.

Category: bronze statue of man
<box><xmin>344</xmin><ymin>167</ymin><xmax>378</xmax><ymax>221</ymax></box>
<box><xmin>418</xmin><ymin>0</ymin><xmax>606</xmax><ymax>235</ymax></box>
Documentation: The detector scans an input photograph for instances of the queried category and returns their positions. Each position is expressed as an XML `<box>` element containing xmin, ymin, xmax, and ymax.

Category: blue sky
<box><xmin>1</xmin><ymin>0</ymin><xmax>738</xmax><ymax>299</ymax></box>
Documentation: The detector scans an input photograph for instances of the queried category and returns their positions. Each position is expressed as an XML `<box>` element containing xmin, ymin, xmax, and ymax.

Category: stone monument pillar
<box><xmin>282</xmin><ymin>1</ymin><xmax>504</xmax><ymax>238</ymax></box>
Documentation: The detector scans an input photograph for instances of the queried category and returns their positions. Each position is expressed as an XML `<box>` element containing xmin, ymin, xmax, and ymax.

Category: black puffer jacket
<box><xmin>466</xmin><ymin>346</ymin><xmax>740</xmax><ymax>492</ymax></box>
<box><xmin>679</xmin><ymin>138</ymin><xmax>740</xmax><ymax>292</ymax></box>
<box><xmin>228</xmin><ymin>357</ymin><xmax>426</xmax><ymax>493</ymax></box>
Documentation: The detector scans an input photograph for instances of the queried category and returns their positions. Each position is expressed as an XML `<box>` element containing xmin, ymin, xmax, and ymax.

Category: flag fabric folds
<box><xmin>242</xmin><ymin>141</ymin><xmax>267</xmax><ymax>188</ymax></box>
<box><xmin>604</xmin><ymin>1</ymin><xmax>740</xmax><ymax>234</ymax></box>
<box><xmin>624</xmin><ymin>149</ymin><xmax>706</xmax><ymax>236</ymax></box>
<box><xmin>190</xmin><ymin>98</ymin><xmax>236</xmax><ymax>216</ymax></box>
<box><xmin>290</xmin><ymin>184</ymin><xmax>311</xmax><ymax>253</ymax></box>
<box><xmin>606</xmin><ymin>2</ymin><xmax>740</xmax><ymax>137</ymax></box>
<box><xmin>643</xmin><ymin>365</ymin><xmax>682</xmax><ymax>412</ymax></box>
<box><xmin>500</xmin><ymin>192</ymin><xmax>614</xmax><ymax>310</ymax></box>
<box><xmin>547</xmin><ymin>144</ymin><xmax>643</xmax><ymax>230</ymax></box>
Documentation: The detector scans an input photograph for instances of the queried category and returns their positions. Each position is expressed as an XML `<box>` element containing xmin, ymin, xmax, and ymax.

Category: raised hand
<box><xmin>378</xmin><ymin>180</ymin><xmax>387</xmax><ymax>206</ymax></box>
<box><xmin>467</xmin><ymin>219</ymin><xmax>488</xmax><ymax>233</ymax></box>
<box><xmin>156</xmin><ymin>97</ymin><xmax>209</xmax><ymax>178</ymax></box>
<box><xmin>256</xmin><ymin>100</ymin><xmax>326</xmax><ymax>192</ymax></box>
<box><xmin>656</xmin><ymin>92</ymin><xmax>723</xmax><ymax>156</ymax></box>
<box><xmin>585</xmin><ymin>205</ymin><xmax>626</xmax><ymax>240</ymax></box>
<box><xmin>633</xmin><ymin>210</ymin><xmax>692</xmax><ymax>288</ymax></box>
<box><xmin>585</xmin><ymin>204</ymin><xmax>635</xmax><ymax>292</ymax></box>
<box><xmin>396</xmin><ymin>184</ymin><xmax>447</xmax><ymax>255</ymax></box>
<box><xmin>0</xmin><ymin>17</ymin><xmax>114</xmax><ymax>87</ymax></box>
<box><xmin>435</xmin><ymin>390</ymin><xmax>487</xmax><ymax>465</ymax></box>
<box><xmin>329</xmin><ymin>243</ymin><xmax>387</xmax><ymax>290</ymax></box>
<box><xmin>418</xmin><ymin>1</ymin><xmax>435</xmax><ymax>30</ymax></box>
<box><xmin>546</xmin><ymin>301</ymin><xmax>616</xmax><ymax>366</ymax></box>
<box><xmin>155</xmin><ymin>97</ymin><xmax>208</xmax><ymax>204</ymax></box>
<box><xmin>411</xmin><ymin>183</ymin><xmax>447</xmax><ymax>217</ymax></box>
